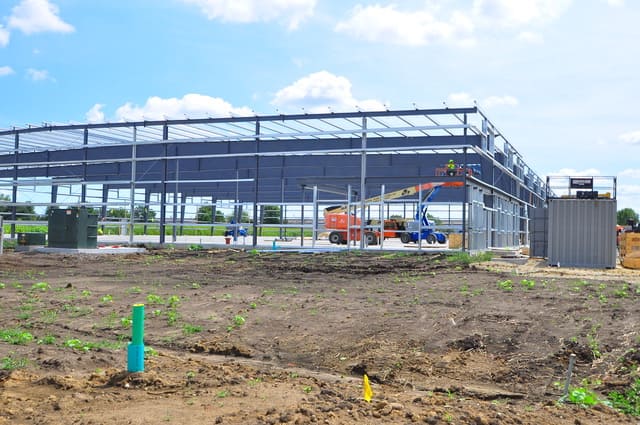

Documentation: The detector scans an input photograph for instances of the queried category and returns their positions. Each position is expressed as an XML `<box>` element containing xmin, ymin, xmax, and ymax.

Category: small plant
<box><xmin>614</xmin><ymin>283</ymin><xmax>630</xmax><ymax>299</ymax></box>
<box><xmin>216</xmin><ymin>390</ymin><xmax>229</xmax><ymax>398</ymax></box>
<box><xmin>182</xmin><ymin>324</ymin><xmax>202</xmax><ymax>335</ymax></box>
<box><xmin>233</xmin><ymin>315</ymin><xmax>246</xmax><ymax>326</ymax></box>
<box><xmin>120</xmin><ymin>316</ymin><xmax>133</xmax><ymax>328</ymax></box>
<box><xmin>37</xmin><ymin>335</ymin><xmax>56</xmax><ymax>345</ymax></box>
<box><xmin>587</xmin><ymin>324</ymin><xmax>602</xmax><ymax>359</ymax></box>
<box><xmin>302</xmin><ymin>385</ymin><xmax>313</xmax><ymax>393</ymax></box>
<box><xmin>0</xmin><ymin>328</ymin><xmax>34</xmax><ymax>345</ymax></box>
<box><xmin>0</xmin><ymin>283</ymin><xmax>5</xmax><ymax>289</ymax></box>
<box><xmin>498</xmin><ymin>279</ymin><xmax>513</xmax><ymax>291</ymax></box>
<box><xmin>167</xmin><ymin>295</ymin><xmax>180</xmax><ymax>308</ymax></box>
<box><xmin>566</xmin><ymin>386</ymin><xmax>601</xmax><ymax>407</ymax></box>
<box><xmin>64</xmin><ymin>338</ymin><xmax>95</xmax><ymax>352</ymax></box>
<box><xmin>101</xmin><ymin>294</ymin><xmax>113</xmax><ymax>303</ymax></box>
<box><xmin>144</xmin><ymin>346</ymin><xmax>159</xmax><ymax>357</ymax></box>
<box><xmin>81</xmin><ymin>290</ymin><xmax>92</xmax><ymax>297</ymax></box>
<box><xmin>40</xmin><ymin>309</ymin><xmax>58</xmax><ymax>324</ymax></box>
<box><xmin>126</xmin><ymin>286</ymin><xmax>142</xmax><ymax>294</ymax></box>
<box><xmin>248</xmin><ymin>377</ymin><xmax>263</xmax><ymax>387</ymax></box>
<box><xmin>1</xmin><ymin>354</ymin><xmax>28</xmax><ymax>370</ymax></box>
<box><xmin>166</xmin><ymin>309</ymin><xmax>179</xmax><ymax>325</ymax></box>
<box><xmin>608</xmin><ymin>378</ymin><xmax>640</xmax><ymax>416</ymax></box>
<box><xmin>188</xmin><ymin>244</ymin><xmax>203</xmax><ymax>251</ymax></box>
<box><xmin>31</xmin><ymin>281</ymin><xmax>50</xmax><ymax>291</ymax></box>
<box><xmin>520</xmin><ymin>279</ymin><xmax>536</xmax><ymax>290</ymax></box>
<box><xmin>249</xmin><ymin>302</ymin><xmax>257</xmax><ymax>309</ymax></box>
<box><xmin>146</xmin><ymin>294</ymin><xmax>164</xmax><ymax>305</ymax></box>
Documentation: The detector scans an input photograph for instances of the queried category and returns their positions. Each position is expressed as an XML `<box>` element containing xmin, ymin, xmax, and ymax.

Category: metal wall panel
<box><xmin>529</xmin><ymin>207</ymin><xmax>548</xmax><ymax>258</ymax></box>
<box><xmin>548</xmin><ymin>199</ymin><xmax>616</xmax><ymax>268</ymax></box>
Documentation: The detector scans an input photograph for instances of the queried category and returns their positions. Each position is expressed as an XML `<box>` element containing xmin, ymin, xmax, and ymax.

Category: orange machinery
<box><xmin>324</xmin><ymin>181</ymin><xmax>464</xmax><ymax>245</ymax></box>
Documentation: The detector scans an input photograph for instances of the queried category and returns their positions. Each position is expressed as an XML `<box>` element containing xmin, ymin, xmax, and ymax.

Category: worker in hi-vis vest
<box><xmin>446</xmin><ymin>159</ymin><xmax>456</xmax><ymax>176</ymax></box>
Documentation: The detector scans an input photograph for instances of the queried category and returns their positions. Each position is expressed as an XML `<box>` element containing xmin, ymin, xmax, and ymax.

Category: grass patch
<box><xmin>446</xmin><ymin>251</ymin><xmax>493</xmax><ymax>265</ymax></box>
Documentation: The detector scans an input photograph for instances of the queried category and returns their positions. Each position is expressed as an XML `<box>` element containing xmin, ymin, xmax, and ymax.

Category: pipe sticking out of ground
<box><xmin>127</xmin><ymin>304</ymin><xmax>145</xmax><ymax>372</ymax></box>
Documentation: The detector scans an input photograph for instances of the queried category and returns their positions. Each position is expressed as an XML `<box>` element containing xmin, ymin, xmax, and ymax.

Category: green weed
<box><xmin>520</xmin><ymin>279</ymin><xmax>536</xmax><ymax>290</ymax></box>
<box><xmin>566</xmin><ymin>386</ymin><xmax>601</xmax><ymax>407</ymax></box>
<box><xmin>0</xmin><ymin>354</ymin><xmax>28</xmax><ymax>370</ymax></box>
<box><xmin>182</xmin><ymin>324</ymin><xmax>202</xmax><ymax>335</ymax></box>
<box><xmin>146</xmin><ymin>294</ymin><xmax>165</xmax><ymax>305</ymax></box>
<box><xmin>31</xmin><ymin>281</ymin><xmax>50</xmax><ymax>291</ymax></box>
<box><xmin>608</xmin><ymin>379</ymin><xmax>640</xmax><ymax>416</ymax></box>
<box><xmin>498</xmin><ymin>279</ymin><xmax>513</xmax><ymax>291</ymax></box>
<box><xmin>37</xmin><ymin>335</ymin><xmax>56</xmax><ymax>345</ymax></box>
<box><xmin>0</xmin><ymin>328</ymin><xmax>33</xmax><ymax>345</ymax></box>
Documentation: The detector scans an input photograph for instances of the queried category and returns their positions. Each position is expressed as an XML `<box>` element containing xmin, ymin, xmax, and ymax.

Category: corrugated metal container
<box><xmin>547</xmin><ymin>199</ymin><xmax>617</xmax><ymax>268</ymax></box>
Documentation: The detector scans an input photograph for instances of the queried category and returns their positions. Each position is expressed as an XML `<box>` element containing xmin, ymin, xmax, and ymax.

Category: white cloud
<box><xmin>0</xmin><ymin>26</ymin><xmax>9</xmax><ymax>47</ymax></box>
<box><xmin>8</xmin><ymin>0</ymin><xmax>74</xmax><ymax>35</ymax></box>
<box><xmin>181</xmin><ymin>0</ymin><xmax>315</xmax><ymax>30</ymax></box>
<box><xmin>26</xmin><ymin>68</ymin><xmax>52</xmax><ymax>81</ymax></box>
<box><xmin>472</xmin><ymin>0</ymin><xmax>572</xmax><ymax>28</ymax></box>
<box><xmin>482</xmin><ymin>95</ymin><xmax>519</xmax><ymax>108</ymax></box>
<box><xmin>445</xmin><ymin>92</ymin><xmax>518</xmax><ymax>109</ymax></box>
<box><xmin>517</xmin><ymin>31</ymin><xmax>543</xmax><ymax>44</ymax></box>
<box><xmin>548</xmin><ymin>167</ymin><xmax>602</xmax><ymax>176</ymax></box>
<box><xmin>619</xmin><ymin>169</ymin><xmax>640</xmax><ymax>179</ymax></box>
<box><xmin>271</xmin><ymin>71</ymin><xmax>386</xmax><ymax>113</ymax></box>
<box><xmin>335</xmin><ymin>4</ymin><xmax>475</xmax><ymax>47</ymax></box>
<box><xmin>0</xmin><ymin>66</ymin><xmax>14</xmax><ymax>77</ymax></box>
<box><xmin>85</xmin><ymin>104</ymin><xmax>105</xmax><ymax>123</ymax></box>
<box><xmin>605</xmin><ymin>0</ymin><xmax>624</xmax><ymax>6</ymax></box>
<box><xmin>113</xmin><ymin>93</ymin><xmax>253</xmax><ymax>121</ymax></box>
<box><xmin>620</xmin><ymin>131</ymin><xmax>640</xmax><ymax>145</ymax></box>
<box><xmin>336</xmin><ymin>1</ymin><xmax>572</xmax><ymax>46</ymax></box>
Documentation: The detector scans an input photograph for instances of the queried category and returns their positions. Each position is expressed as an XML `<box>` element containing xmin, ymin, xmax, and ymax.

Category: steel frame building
<box><xmin>0</xmin><ymin>107</ymin><xmax>546</xmax><ymax>250</ymax></box>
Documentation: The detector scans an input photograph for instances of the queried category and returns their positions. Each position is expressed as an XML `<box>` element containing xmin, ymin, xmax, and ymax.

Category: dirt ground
<box><xmin>1</xmin><ymin>248</ymin><xmax>640</xmax><ymax>424</ymax></box>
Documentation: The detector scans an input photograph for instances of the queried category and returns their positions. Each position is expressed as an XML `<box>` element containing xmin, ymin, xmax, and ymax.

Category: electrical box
<box><xmin>48</xmin><ymin>208</ymin><xmax>98</xmax><ymax>249</ymax></box>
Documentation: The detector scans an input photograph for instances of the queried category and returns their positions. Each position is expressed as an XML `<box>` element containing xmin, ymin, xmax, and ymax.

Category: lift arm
<box><xmin>324</xmin><ymin>181</ymin><xmax>464</xmax><ymax>215</ymax></box>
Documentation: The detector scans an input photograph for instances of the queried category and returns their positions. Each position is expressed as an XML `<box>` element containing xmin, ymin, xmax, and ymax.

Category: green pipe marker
<box><xmin>127</xmin><ymin>303</ymin><xmax>145</xmax><ymax>372</ymax></box>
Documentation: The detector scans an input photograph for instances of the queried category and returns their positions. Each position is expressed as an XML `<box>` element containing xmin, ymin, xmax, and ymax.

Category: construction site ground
<box><xmin>1</xmin><ymin>249</ymin><xmax>639</xmax><ymax>424</ymax></box>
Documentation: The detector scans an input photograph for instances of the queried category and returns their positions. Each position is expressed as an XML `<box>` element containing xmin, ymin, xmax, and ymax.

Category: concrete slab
<box><xmin>33</xmin><ymin>246</ymin><xmax>146</xmax><ymax>254</ymax></box>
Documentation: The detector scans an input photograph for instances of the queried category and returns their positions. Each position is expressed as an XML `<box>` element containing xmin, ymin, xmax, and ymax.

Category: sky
<box><xmin>1</xmin><ymin>0</ymin><xmax>639</xmax><ymax>210</ymax></box>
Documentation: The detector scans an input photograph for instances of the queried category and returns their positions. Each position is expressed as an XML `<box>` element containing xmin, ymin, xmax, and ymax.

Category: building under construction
<box><xmin>0</xmin><ymin>107</ymin><xmax>547</xmax><ymax>250</ymax></box>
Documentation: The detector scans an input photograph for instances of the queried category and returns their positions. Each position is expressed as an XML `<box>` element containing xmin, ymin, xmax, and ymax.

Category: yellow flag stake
<box><xmin>363</xmin><ymin>374</ymin><xmax>373</xmax><ymax>402</ymax></box>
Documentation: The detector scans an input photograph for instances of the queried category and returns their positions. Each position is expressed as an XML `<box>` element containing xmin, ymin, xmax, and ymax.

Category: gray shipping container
<box><xmin>547</xmin><ymin>198</ymin><xmax>617</xmax><ymax>268</ymax></box>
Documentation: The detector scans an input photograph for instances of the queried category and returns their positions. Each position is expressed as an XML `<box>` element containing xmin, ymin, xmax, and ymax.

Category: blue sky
<box><xmin>1</xmin><ymin>0</ymin><xmax>639</xmax><ymax>209</ymax></box>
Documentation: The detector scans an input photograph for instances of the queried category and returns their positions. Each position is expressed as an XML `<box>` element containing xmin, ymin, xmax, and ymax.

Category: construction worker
<box><xmin>446</xmin><ymin>159</ymin><xmax>456</xmax><ymax>176</ymax></box>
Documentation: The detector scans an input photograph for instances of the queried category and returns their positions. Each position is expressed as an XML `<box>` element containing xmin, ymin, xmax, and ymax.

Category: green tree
<box><xmin>196</xmin><ymin>206</ymin><xmax>225</xmax><ymax>223</ymax></box>
<box><xmin>263</xmin><ymin>206</ymin><xmax>281</xmax><ymax>224</ymax></box>
<box><xmin>107</xmin><ymin>208</ymin><xmax>130</xmax><ymax>219</ymax></box>
<box><xmin>617</xmin><ymin>208</ymin><xmax>638</xmax><ymax>226</ymax></box>
<box><xmin>134</xmin><ymin>206</ymin><xmax>156</xmax><ymax>222</ymax></box>
<box><xmin>0</xmin><ymin>194</ymin><xmax>36</xmax><ymax>220</ymax></box>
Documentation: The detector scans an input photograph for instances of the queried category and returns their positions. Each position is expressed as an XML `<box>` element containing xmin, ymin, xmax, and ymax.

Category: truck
<box><xmin>324</xmin><ymin>181</ymin><xmax>463</xmax><ymax>245</ymax></box>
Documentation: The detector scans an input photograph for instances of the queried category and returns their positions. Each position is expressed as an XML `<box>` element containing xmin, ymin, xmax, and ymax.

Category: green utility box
<box><xmin>17</xmin><ymin>232</ymin><xmax>46</xmax><ymax>246</ymax></box>
<box><xmin>48</xmin><ymin>208</ymin><xmax>98</xmax><ymax>249</ymax></box>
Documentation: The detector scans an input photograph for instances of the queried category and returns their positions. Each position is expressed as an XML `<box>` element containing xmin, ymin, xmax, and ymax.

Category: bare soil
<box><xmin>1</xmin><ymin>249</ymin><xmax>639</xmax><ymax>424</ymax></box>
